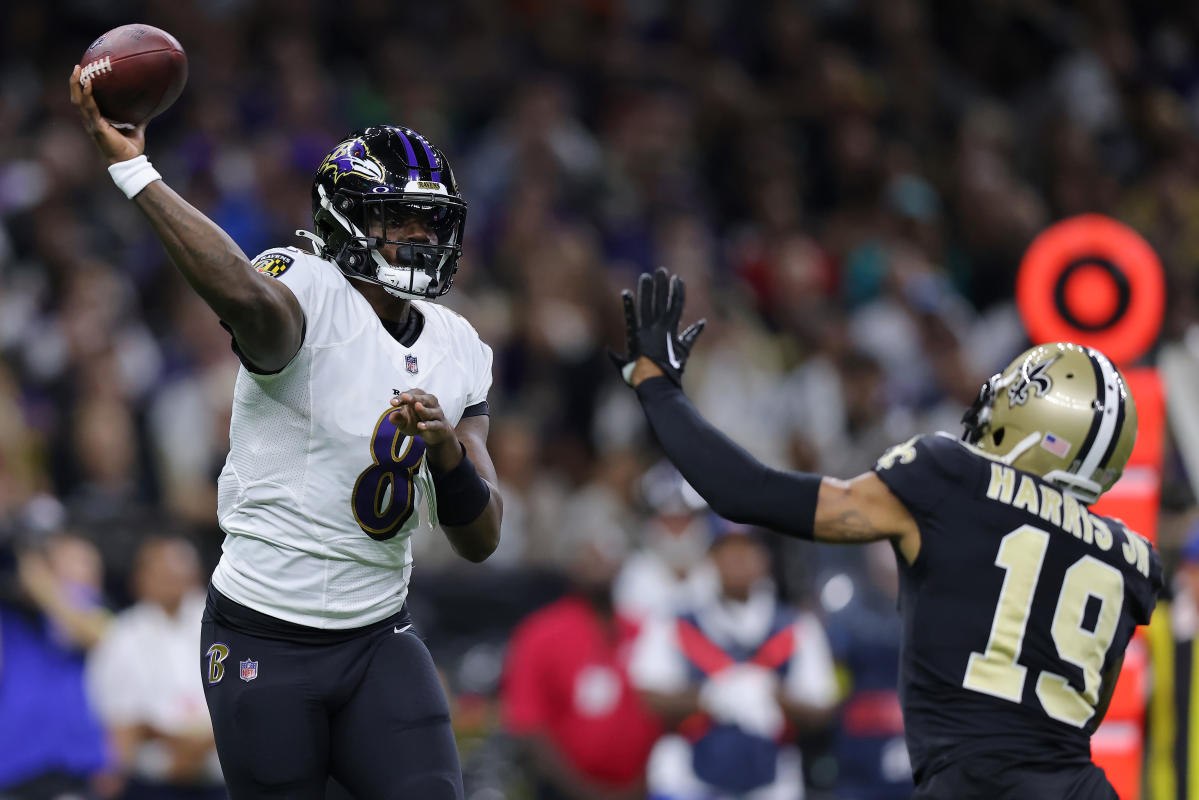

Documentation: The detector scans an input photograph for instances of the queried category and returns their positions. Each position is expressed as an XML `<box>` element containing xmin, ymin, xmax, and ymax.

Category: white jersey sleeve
<box><xmin>240</xmin><ymin>247</ymin><xmax>355</xmax><ymax>366</ymax></box>
<box><xmin>250</xmin><ymin>247</ymin><xmax>325</xmax><ymax>315</ymax></box>
<box><xmin>465</xmin><ymin>327</ymin><xmax>493</xmax><ymax>408</ymax></box>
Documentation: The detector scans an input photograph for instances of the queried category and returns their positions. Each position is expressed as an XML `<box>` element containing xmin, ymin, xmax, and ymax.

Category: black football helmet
<box><xmin>308</xmin><ymin>125</ymin><xmax>466</xmax><ymax>299</ymax></box>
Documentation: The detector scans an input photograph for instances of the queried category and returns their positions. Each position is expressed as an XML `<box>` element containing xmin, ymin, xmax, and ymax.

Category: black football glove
<box><xmin>609</xmin><ymin>267</ymin><xmax>706</xmax><ymax>386</ymax></box>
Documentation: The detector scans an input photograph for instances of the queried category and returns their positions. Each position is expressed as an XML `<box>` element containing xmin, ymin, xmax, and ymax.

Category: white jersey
<box><xmin>211</xmin><ymin>247</ymin><xmax>492</xmax><ymax>629</ymax></box>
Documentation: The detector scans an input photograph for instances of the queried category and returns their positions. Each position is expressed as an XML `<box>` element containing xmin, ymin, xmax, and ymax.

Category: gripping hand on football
<box><xmin>610</xmin><ymin>267</ymin><xmax>705</xmax><ymax>387</ymax></box>
<box><xmin>69</xmin><ymin>65</ymin><xmax>146</xmax><ymax>165</ymax></box>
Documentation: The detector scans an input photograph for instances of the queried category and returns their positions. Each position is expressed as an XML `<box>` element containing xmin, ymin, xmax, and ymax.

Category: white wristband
<box><xmin>108</xmin><ymin>154</ymin><xmax>161</xmax><ymax>199</ymax></box>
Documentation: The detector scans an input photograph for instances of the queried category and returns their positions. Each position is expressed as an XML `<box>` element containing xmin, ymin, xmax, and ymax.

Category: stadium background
<box><xmin>3</xmin><ymin>0</ymin><xmax>1199</xmax><ymax>797</ymax></box>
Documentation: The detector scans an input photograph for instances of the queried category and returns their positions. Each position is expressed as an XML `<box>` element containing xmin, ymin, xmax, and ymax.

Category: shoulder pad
<box><xmin>876</xmin><ymin>432</ymin><xmax>976</xmax><ymax>479</ymax></box>
<box><xmin>874</xmin><ymin>433</ymin><xmax>983</xmax><ymax>517</ymax></box>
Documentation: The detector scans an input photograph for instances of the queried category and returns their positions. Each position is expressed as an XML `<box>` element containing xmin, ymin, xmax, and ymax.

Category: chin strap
<box><xmin>999</xmin><ymin>432</ymin><xmax>1042</xmax><ymax>466</ymax></box>
<box><xmin>295</xmin><ymin>229</ymin><xmax>326</xmax><ymax>255</ymax></box>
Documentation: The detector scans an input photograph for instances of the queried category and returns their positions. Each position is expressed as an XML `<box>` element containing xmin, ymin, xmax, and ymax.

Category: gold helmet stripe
<box><xmin>1074</xmin><ymin>349</ymin><xmax>1124</xmax><ymax>479</ymax></box>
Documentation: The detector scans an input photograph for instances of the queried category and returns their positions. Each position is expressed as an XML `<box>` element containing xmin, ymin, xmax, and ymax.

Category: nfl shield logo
<box><xmin>239</xmin><ymin>658</ymin><xmax>258</xmax><ymax>682</ymax></box>
<box><xmin>405</xmin><ymin>354</ymin><xmax>419</xmax><ymax>375</ymax></box>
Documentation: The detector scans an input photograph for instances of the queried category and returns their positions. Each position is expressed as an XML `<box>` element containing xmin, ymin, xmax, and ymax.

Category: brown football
<box><xmin>79</xmin><ymin>24</ymin><xmax>187</xmax><ymax>128</ymax></box>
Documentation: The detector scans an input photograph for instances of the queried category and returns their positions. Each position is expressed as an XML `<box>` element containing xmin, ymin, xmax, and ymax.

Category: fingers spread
<box><xmin>667</xmin><ymin>274</ymin><xmax>685</xmax><ymax>327</ymax></box>
<box><xmin>652</xmin><ymin>267</ymin><xmax>669</xmax><ymax>321</ymax></box>
<box><xmin>637</xmin><ymin>272</ymin><xmax>653</xmax><ymax>328</ymax></box>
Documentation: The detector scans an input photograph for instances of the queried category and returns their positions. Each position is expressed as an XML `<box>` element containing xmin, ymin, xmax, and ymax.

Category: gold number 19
<box><xmin>962</xmin><ymin>525</ymin><xmax>1125</xmax><ymax>728</ymax></box>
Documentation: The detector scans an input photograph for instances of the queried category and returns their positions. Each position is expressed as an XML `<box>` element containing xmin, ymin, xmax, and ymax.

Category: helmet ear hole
<box><xmin>992</xmin><ymin>428</ymin><xmax>1005</xmax><ymax>447</ymax></box>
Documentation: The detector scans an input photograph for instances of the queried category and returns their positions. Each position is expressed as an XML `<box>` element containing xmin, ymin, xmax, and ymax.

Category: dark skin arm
<box><xmin>389</xmin><ymin>391</ymin><xmax>502</xmax><ymax>562</ymax></box>
<box><xmin>638</xmin><ymin>688</ymin><xmax>701</xmax><ymax>728</ymax></box>
<box><xmin>107</xmin><ymin>724</ymin><xmax>215</xmax><ymax>783</ymax></box>
<box><xmin>642</xmin><ymin>685</ymin><xmax>833</xmax><ymax>734</ymax></box>
<box><xmin>16</xmin><ymin>550</ymin><xmax>110</xmax><ymax>649</ymax></box>
<box><xmin>777</xmin><ymin>691</ymin><xmax>836</xmax><ymax>734</ymax></box>
<box><xmin>630</xmin><ymin>358</ymin><xmax>922</xmax><ymax>563</ymax></box>
<box><xmin>69</xmin><ymin>66</ymin><xmax>303</xmax><ymax>373</ymax></box>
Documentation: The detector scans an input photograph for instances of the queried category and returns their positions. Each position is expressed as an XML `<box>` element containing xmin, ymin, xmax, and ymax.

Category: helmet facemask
<box><xmin>315</xmin><ymin>184</ymin><xmax>465</xmax><ymax>299</ymax></box>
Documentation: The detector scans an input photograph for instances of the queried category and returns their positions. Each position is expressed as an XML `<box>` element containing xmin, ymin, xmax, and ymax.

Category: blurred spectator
<box><xmin>502</xmin><ymin>524</ymin><xmax>660</xmax><ymax>800</ymax></box>
<box><xmin>629</xmin><ymin>523</ymin><xmax>837</xmax><ymax>800</ymax></box>
<box><xmin>613</xmin><ymin>462</ymin><xmax>715</xmax><ymax>621</ymax></box>
<box><xmin>485</xmin><ymin>415</ymin><xmax>568</xmax><ymax>567</ymax></box>
<box><xmin>85</xmin><ymin>535</ymin><xmax>221</xmax><ymax>800</ymax></box>
<box><xmin>0</xmin><ymin>530</ymin><xmax>110</xmax><ymax>799</ymax></box>
<box><xmin>821</xmin><ymin>542</ymin><xmax>911</xmax><ymax>800</ymax></box>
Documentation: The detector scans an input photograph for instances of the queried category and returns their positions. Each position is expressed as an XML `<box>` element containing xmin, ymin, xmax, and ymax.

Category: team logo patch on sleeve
<box><xmin>252</xmin><ymin>252</ymin><xmax>295</xmax><ymax>278</ymax></box>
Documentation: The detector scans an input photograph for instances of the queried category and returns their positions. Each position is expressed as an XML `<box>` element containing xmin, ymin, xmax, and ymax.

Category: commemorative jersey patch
<box><xmin>253</xmin><ymin>252</ymin><xmax>295</xmax><ymax>278</ymax></box>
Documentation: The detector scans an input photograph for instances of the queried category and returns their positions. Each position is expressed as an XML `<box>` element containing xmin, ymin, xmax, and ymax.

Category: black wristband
<box><xmin>432</xmin><ymin>445</ymin><xmax>492</xmax><ymax>527</ymax></box>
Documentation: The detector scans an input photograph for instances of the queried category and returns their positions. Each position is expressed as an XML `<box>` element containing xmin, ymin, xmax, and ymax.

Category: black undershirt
<box><xmin>381</xmin><ymin>305</ymin><xmax>424</xmax><ymax>347</ymax></box>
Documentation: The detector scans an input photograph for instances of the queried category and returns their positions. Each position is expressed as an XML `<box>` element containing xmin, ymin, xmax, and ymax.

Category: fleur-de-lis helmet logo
<box><xmin>1007</xmin><ymin>355</ymin><xmax>1059</xmax><ymax>408</ymax></box>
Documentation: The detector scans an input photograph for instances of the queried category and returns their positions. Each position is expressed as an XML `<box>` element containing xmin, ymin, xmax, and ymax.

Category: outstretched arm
<box><xmin>69</xmin><ymin>66</ymin><xmax>303</xmax><ymax>373</ymax></box>
<box><xmin>629</xmin><ymin>359</ymin><xmax>920</xmax><ymax>562</ymax></box>
<box><xmin>614</xmin><ymin>269</ymin><xmax>918</xmax><ymax>558</ymax></box>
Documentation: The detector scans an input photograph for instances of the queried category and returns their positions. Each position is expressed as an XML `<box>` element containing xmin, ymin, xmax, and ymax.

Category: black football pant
<box><xmin>914</xmin><ymin>759</ymin><xmax>1118</xmax><ymax>800</ymax></box>
<box><xmin>200</xmin><ymin>592</ymin><xmax>463</xmax><ymax>800</ymax></box>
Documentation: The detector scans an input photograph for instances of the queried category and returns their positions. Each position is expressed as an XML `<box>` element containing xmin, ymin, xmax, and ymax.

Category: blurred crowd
<box><xmin>5</xmin><ymin>0</ymin><xmax>1199</xmax><ymax>798</ymax></box>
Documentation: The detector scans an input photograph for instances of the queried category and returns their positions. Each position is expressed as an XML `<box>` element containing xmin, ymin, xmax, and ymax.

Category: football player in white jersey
<box><xmin>71</xmin><ymin>69</ymin><xmax>501</xmax><ymax>799</ymax></box>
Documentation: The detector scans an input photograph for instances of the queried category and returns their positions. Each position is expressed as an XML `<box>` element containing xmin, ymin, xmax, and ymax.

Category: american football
<box><xmin>79</xmin><ymin>24</ymin><xmax>186</xmax><ymax>127</ymax></box>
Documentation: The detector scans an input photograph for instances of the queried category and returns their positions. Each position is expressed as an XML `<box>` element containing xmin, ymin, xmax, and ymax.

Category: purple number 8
<box><xmin>351</xmin><ymin>407</ymin><xmax>427</xmax><ymax>540</ymax></box>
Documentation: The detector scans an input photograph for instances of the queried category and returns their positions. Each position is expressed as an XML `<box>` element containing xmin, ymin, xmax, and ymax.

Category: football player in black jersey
<box><xmin>613</xmin><ymin>268</ymin><xmax>1162</xmax><ymax>800</ymax></box>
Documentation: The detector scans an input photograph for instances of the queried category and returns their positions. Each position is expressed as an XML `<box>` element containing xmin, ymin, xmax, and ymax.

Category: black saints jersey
<box><xmin>872</xmin><ymin>433</ymin><xmax>1162</xmax><ymax>784</ymax></box>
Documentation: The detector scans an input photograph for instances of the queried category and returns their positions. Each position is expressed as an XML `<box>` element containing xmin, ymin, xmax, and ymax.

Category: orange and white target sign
<box><xmin>1017</xmin><ymin>214</ymin><xmax>1165</xmax><ymax>367</ymax></box>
